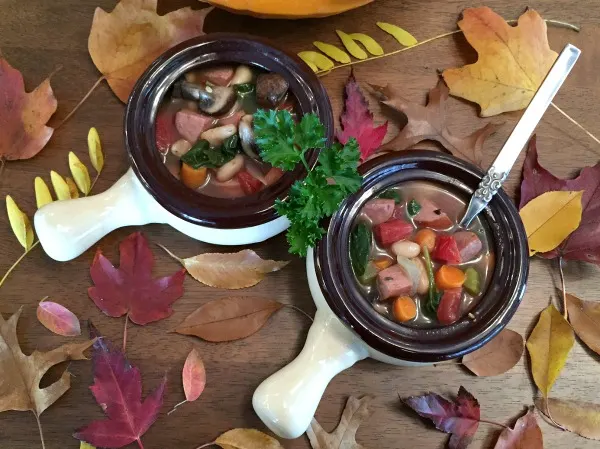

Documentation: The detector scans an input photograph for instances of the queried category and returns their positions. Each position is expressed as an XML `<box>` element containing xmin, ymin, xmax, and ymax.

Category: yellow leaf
<box><xmin>313</xmin><ymin>41</ymin><xmax>351</xmax><ymax>64</ymax></box>
<box><xmin>526</xmin><ymin>304</ymin><xmax>574</xmax><ymax>397</ymax></box>
<box><xmin>536</xmin><ymin>397</ymin><xmax>600</xmax><ymax>440</ymax></box>
<box><xmin>34</xmin><ymin>177</ymin><xmax>53</xmax><ymax>209</ymax></box>
<box><xmin>216</xmin><ymin>429</ymin><xmax>283</xmax><ymax>449</ymax></box>
<box><xmin>80</xmin><ymin>443</ymin><xmax>96</xmax><ymax>449</ymax></box>
<box><xmin>348</xmin><ymin>32</ymin><xmax>384</xmax><ymax>56</ymax></box>
<box><xmin>68</xmin><ymin>152</ymin><xmax>91</xmax><ymax>195</ymax></box>
<box><xmin>297</xmin><ymin>51</ymin><xmax>335</xmax><ymax>71</ymax></box>
<box><xmin>66</xmin><ymin>177</ymin><xmax>80</xmax><ymax>199</ymax></box>
<box><xmin>519</xmin><ymin>191</ymin><xmax>583</xmax><ymax>256</ymax></box>
<box><xmin>50</xmin><ymin>171</ymin><xmax>71</xmax><ymax>201</ymax></box>
<box><xmin>442</xmin><ymin>7</ymin><xmax>558</xmax><ymax>117</ymax></box>
<box><xmin>88</xmin><ymin>127</ymin><xmax>104</xmax><ymax>173</ymax></box>
<box><xmin>335</xmin><ymin>30</ymin><xmax>367</xmax><ymax>60</ymax></box>
<box><xmin>376</xmin><ymin>22</ymin><xmax>417</xmax><ymax>47</ymax></box>
<box><xmin>5</xmin><ymin>196</ymin><xmax>34</xmax><ymax>251</ymax></box>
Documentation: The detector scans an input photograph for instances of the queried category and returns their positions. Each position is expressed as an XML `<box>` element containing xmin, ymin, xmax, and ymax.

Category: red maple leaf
<box><xmin>88</xmin><ymin>232</ymin><xmax>186</xmax><ymax>325</ymax></box>
<box><xmin>74</xmin><ymin>330</ymin><xmax>166</xmax><ymax>449</ymax></box>
<box><xmin>0</xmin><ymin>57</ymin><xmax>58</xmax><ymax>160</ymax></box>
<box><xmin>520</xmin><ymin>136</ymin><xmax>600</xmax><ymax>264</ymax></box>
<box><xmin>403</xmin><ymin>386</ymin><xmax>480</xmax><ymax>449</ymax></box>
<box><xmin>336</xmin><ymin>71</ymin><xmax>388</xmax><ymax>162</ymax></box>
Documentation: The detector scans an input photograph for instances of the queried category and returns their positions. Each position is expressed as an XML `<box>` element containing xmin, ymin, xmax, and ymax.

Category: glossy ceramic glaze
<box><xmin>253</xmin><ymin>150</ymin><xmax>529</xmax><ymax>439</ymax></box>
<box><xmin>34</xmin><ymin>33</ymin><xmax>333</xmax><ymax>261</ymax></box>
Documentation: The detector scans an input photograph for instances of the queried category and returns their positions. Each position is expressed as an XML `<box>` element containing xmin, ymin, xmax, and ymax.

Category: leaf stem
<box><xmin>137</xmin><ymin>438</ymin><xmax>145</xmax><ymax>449</ymax></box>
<box><xmin>34</xmin><ymin>412</ymin><xmax>46</xmax><ymax>449</ymax></box>
<box><xmin>156</xmin><ymin>242</ymin><xmax>184</xmax><ymax>265</ymax></box>
<box><xmin>558</xmin><ymin>256</ymin><xmax>568</xmax><ymax>320</ymax></box>
<box><xmin>167</xmin><ymin>400</ymin><xmax>188</xmax><ymax>415</ymax></box>
<box><xmin>55</xmin><ymin>75</ymin><xmax>106</xmax><ymax>131</ymax></box>
<box><xmin>194</xmin><ymin>441</ymin><xmax>217</xmax><ymax>449</ymax></box>
<box><xmin>0</xmin><ymin>240</ymin><xmax>40</xmax><ymax>290</ymax></box>
<box><xmin>89</xmin><ymin>172</ymin><xmax>101</xmax><ymax>195</ymax></box>
<box><xmin>123</xmin><ymin>313</ymin><xmax>129</xmax><ymax>354</ymax></box>
<box><xmin>284</xmin><ymin>304</ymin><xmax>314</xmax><ymax>321</ymax></box>
<box><xmin>478</xmin><ymin>418</ymin><xmax>510</xmax><ymax>429</ymax></box>
<box><xmin>550</xmin><ymin>102</ymin><xmax>600</xmax><ymax>151</ymax></box>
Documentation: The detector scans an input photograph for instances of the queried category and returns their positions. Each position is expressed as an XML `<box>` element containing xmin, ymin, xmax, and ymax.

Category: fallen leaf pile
<box><xmin>337</xmin><ymin>72</ymin><xmax>388</xmax><ymax>161</ymax></box>
<box><xmin>0</xmin><ymin>309</ymin><xmax>93</xmax><ymax>447</ymax></box>
<box><xmin>443</xmin><ymin>7</ymin><xmax>558</xmax><ymax>117</ymax></box>
<box><xmin>88</xmin><ymin>0</ymin><xmax>213</xmax><ymax>102</ymax></box>
<box><xmin>368</xmin><ymin>79</ymin><xmax>500</xmax><ymax>166</ymax></box>
<box><xmin>74</xmin><ymin>329</ymin><xmax>166</xmax><ymax>448</ymax></box>
<box><xmin>0</xmin><ymin>57</ymin><xmax>57</xmax><ymax>161</ymax></box>
<box><xmin>307</xmin><ymin>396</ymin><xmax>372</xmax><ymax>449</ymax></box>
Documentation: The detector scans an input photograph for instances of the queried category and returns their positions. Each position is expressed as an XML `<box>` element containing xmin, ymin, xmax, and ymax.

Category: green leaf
<box><xmin>318</xmin><ymin>140</ymin><xmax>362</xmax><ymax>194</ymax></box>
<box><xmin>407</xmin><ymin>199</ymin><xmax>421</xmax><ymax>216</ymax></box>
<box><xmin>294</xmin><ymin>113</ymin><xmax>326</xmax><ymax>152</ymax></box>
<box><xmin>378</xmin><ymin>189</ymin><xmax>401</xmax><ymax>203</ymax></box>
<box><xmin>422</xmin><ymin>246</ymin><xmax>442</xmax><ymax>316</ymax></box>
<box><xmin>181</xmin><ymin>138</ymin><xmax>238</xmax><ymax>169</ymax></box>
<box><xmin>350</xmin><ymin>223</ymin><xmax>372</xmax><ymax>276</ymax></box>
<box><xmin>255</xmin><ymin>109</ymin><xmax>299</xmax><ymax>170</ymax></box>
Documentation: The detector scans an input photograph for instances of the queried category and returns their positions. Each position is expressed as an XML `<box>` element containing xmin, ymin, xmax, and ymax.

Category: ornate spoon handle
<box><xmin>459</xmin><ymin>44</ymin><xmax>581</xmax><ymax>228</ymax></box>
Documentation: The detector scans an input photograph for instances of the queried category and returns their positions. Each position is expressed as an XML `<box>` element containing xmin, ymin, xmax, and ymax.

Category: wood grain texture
<box><xmin>1</xmin><ymin>0</ymin><xmax>599</xmax><ymax>448</ymax></box>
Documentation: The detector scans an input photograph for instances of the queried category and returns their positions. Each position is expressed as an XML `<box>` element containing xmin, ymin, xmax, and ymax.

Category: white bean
<box><xmin>216</xmin><ymin>154</ymin><xmax>245</xmax><ymax>182</ymax></box>
<box><xmin>412</xmin><ymin>257</ymin><xmax>429</xmax><ymax>295</ymax></box>
<box><xmin>230</xmin><ymin>65</ymin><xmax>254</xmax><ymax>85</ymax></box>
<box><xmin>171</xmin><ymin>139</ymin><xmax>192</xmax><ymax>158</ymax></box>
<box><xmin>392</xmin><ymin>240</ymin><xmax>420</xmax><ymax>258</ymax></box>
<box><xmin>200</xmin><ymin>124</ymin><xmax>237</xmax><ymax>146</ymax></box>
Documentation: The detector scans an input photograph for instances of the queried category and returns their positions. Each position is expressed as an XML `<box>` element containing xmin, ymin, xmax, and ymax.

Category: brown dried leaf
<box><xmin>0</xmin><ymin>308</ymin><xmax>93</xmax><ymax>416</ymax></box>
<box><xmin>536</xmin><ymin>397</ymin><xmax>600</xmax><ymax>440</ymax></box>
<box><xmin>566</xmin><ymin>292</ymin><xmax>600</xmax><ymax>355</ymax></box>
<box><xmin>492</xmin><ymin>409</ymin><xmax>543</xmax><ymax>449</ymax></box>
<box><xmin>177</xmin><ymin>249</ymin><xmax>289</xmax><ymax>289</ymax></box>
<box><xmin>306</xmin><ymin>396</ymin><xmax>371</xmax><ymax>449</ymax></box>
<box><xmin>175</xmin><ymin>297</ymin><xmax>283</xmax><ymax>342</ymax></box>
<box><xmin>462</xmin><ymin>329</ymin><xmax>524</xmax><ymax>376</ymax></box>
<box><xmin>216</xmin><ymin>428</ymin><xmax>283</xmax><ymax>449</ymax></box>
<box><xmin>369</xmin><ymin>79</ymin><xmax>501</xmax><ymax>167</ymax></box>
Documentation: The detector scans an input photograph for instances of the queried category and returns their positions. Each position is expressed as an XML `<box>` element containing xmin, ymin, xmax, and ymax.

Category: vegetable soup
<box><xmin>350</xmin><ymin>181</ymin><xmax>494</xmax><ymax>327</ymax></box>
<box><xmin>154</xmin><ymin>63</ymin><xmax>298</xmax><ymax>198</ymax></box>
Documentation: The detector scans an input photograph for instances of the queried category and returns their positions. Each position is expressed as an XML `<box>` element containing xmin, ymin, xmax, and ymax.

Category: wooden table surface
<box><xmin>1</xmin><ymin>0</ymin><xmax>599</xmax><ymax>448</ymax></box>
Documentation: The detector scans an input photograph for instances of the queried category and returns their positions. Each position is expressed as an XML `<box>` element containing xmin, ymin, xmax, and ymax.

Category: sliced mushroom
<box><xmin>171</xmin><ymin>139</ymin><xmax>192</xmax><ymax>158</ymax></box>
<box><xmin>216</xmin><ymin>154</ymin><xmax>245</xmax><ymax>182</ymax></box>
<box><xmin>239</xmin><ymin>114</ymin><xmax>260</xmax><ymax>159</ymax></box>
<box><xmin>256</xmin><ymin>73</ymin><xmax>289</xmax><ymax>108</ymax></box>
<box><xmin>200</xmin><ymin>124</ymin><xmax>237</xmax><ymax>147</ymax></box>
<box><xmin>229</xmin><ymin>65</ymin><xmax>254</xmax><ymax>85</ymax></box>
<box><xmin>178</xmin><ymin>81</ymin><xmax>236</xmax><ymax>115</ymax></box>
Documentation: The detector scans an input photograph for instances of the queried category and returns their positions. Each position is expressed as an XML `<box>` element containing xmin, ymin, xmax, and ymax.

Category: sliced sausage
<box><xmin>454</xmin><ymin>231</ymin><xmax>483</xmax><ymax>262</ymax></box>
<box><xmin>155</xmin><ymin>110</ymin><xmax>178</xmax><ymax>153</ymax></box>
<box><xmin>377</xmin><ymin>265</ymin><xmax>413</xmax><ymax>300</ymax></box>
<box><xmin>363</xmin><ymin>199</ymin><xmax>395</xmax><ymax>225</ymax></box>
<box><xmin>413</xmin><ymin>198</ymin><xmax>453</xmax><ymax>229</ymax></box>
<box><xmin>175</xmin><ymin>110</ymin><xmax>214</xmax><ymax>142</ymax></box>
<box><xmin>374</xmin><ymin>219</ymin><xmax>414</xmax><ymax>247</ymax></box>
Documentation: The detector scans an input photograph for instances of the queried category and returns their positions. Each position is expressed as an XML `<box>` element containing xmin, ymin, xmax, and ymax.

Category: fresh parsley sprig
<box><xmin>254</xmin><ymin>109</ymin><xmax>362</xmax><ymax>256</ymax></box>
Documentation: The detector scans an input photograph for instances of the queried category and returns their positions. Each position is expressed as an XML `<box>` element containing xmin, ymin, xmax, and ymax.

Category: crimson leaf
<box><xmin>520</xmin><ymin>135</ymin><xmax>600</xmax><ymax>264</ymax></box>
<box><xmin>74</xmin><ymin>330</ymin><xmax>166</xmax><ymax>448</ymax></box>
<box><xmin>403</xmin><ymin>386</ymin><xmax>480</xmax><ymax>449</ymax></box>
<box><xmin>88</xmin><ymin>232</ymin><xmax>186</xmax><ymax>325</ymax></box>
<box><xmin>336</xmin><ymin>71</ymin><xmax>388</xmax><ymax>162</ymax></box>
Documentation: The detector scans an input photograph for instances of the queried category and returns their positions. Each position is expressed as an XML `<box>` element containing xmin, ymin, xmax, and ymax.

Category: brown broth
<box><xmin>353</xmin><ymin>181</ymin><xmax>494</xmax><ymax>328</ymax></box>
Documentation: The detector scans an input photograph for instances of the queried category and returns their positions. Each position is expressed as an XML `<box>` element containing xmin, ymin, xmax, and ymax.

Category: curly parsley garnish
<box><xmin>254</xmin><ymin>109</ymin><xmax>362</xmax><ymax>256</ymax></box>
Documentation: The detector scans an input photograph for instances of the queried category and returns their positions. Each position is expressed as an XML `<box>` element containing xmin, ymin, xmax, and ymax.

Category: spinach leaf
<box><xmin>422</xmin><ymin>246</ymin><xmax>442</xmax><ymax>316</ymax></box>
<box><xmin>378</xmin><ymin>189</ymin><xmax>401</xmax><ymax>204</ymax></box>
<box><xmin>407</xmin><ymin>199</ymin><xmax>421</xmax><ymax>216</ymax></box>
<box><xmin>181</xmin><ymin>136</ymin><xmax>239</xmax><ymax>169</ymax></box>
<box><xmin>350</xmin><ymin>223</ymin><xmax>372</xmax><ymax>277</ymax></box>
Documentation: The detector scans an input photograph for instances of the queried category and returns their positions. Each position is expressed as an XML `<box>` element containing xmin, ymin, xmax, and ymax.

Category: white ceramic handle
<box><xmin>252</xmin><ymin>308</ymin><xmax>368</xmax><ymax>439</ymax></box>
<box><xmin>34</xmin><ymin>168</ymin><xmax>161</xmax><ymax>261</ymax></box>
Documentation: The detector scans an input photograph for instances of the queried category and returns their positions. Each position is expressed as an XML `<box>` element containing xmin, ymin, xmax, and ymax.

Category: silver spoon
<box><xmin>459</xmin><ymin>44</ymin><xmax>581</xmax><ymax>228</ymax></box>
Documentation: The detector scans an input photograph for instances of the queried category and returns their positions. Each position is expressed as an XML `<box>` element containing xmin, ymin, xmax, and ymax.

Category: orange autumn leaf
<box><xmin>442</xmin><ymin>7</ymin><xmax>558</xmax><ymax>117</ymax></box>
<box><xmin>0</xmin><ymin>57</ymin><xmax>57</xmax><ymax>160</ymax></box>
<box><xmin>88</xmin><ymin>0</ymin><xmax>213</xmax><ymax>103</ymax></box>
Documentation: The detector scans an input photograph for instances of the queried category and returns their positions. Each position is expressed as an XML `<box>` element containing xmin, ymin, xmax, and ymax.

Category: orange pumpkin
<box><xmin>202</xmin><ymin>0</ymin><xmax>374</xmax><ymax>19</ymax></box>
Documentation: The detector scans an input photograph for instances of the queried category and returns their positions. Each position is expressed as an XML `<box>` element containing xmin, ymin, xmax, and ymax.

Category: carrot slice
<box><xmin>435</xmin><ymin>265</ymin><xmax>466</xmax><ymax>290</ymax></box>
<box><xmin>414</xmin><ymin>228</ymin><xmax>436</xmax><ymax>252</ymax></box>
<box><xmin>373</xmin><ymin>257</ymin><xmax>393</xmax><ymax>271</ymax></box>
<box><xmin>181</xmin><ymin>163</ymin><xmax>208</xmax><ymax>189</ymax></box>
<box><xmin>392</xmin><ymin>296</ymin><xmax>417</xmax><ymax>322</ymax></box>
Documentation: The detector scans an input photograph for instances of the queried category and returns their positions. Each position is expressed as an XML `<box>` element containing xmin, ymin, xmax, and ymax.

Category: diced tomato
<box><xmin>155</xmin><ymin>111</ymin><xmax>178</xmax><ymax>153</ymax></box>
<box><xmin>437</xmin><ymin>288</ymin><xmax>463</xmax><ymax>325</ymax></box>
<box><xmin>433</xmin><ymin>235</ymin><xmax>461</xmax><ymax>264</ymax></box>
<box><xmin>373</xmin><ymin>219</ymin><xmax>413</xmax><ymax>247</ymax></box>
<box><xmin>237</xmin><ymin>170</ymin><xmax>263</xmax><ymax>195</ymax></box>
<box><xmin>264</xmin><ymin>167</ymin><xmax>284</xmax><ymax>186</ymax></box>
